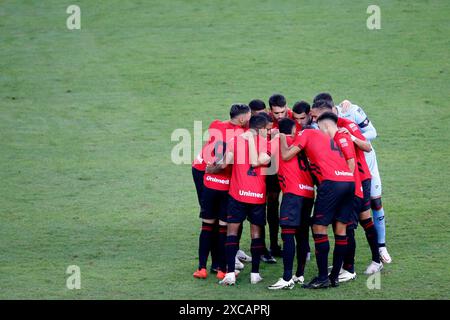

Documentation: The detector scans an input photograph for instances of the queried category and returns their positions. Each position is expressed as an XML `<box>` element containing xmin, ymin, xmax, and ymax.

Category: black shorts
<box><xmin>279</xmin><ymin>193</ymin><xmax>314</xmax><ymax>227</ymax></box>
<box><xmin>227</xmin><ymin>195</ymin><xmax>266</xmax><ymax>226</ymax></box>
<box><xmin>266</xmin><ymin>174</ymin><xmax>281</xmax><ymax>193</ymax></box>
<box><xmin>201</xmin><ymin>187</ymin><xmax>228</xmax><ymax>221</ymax></box>
<box><xmin>192</xmin><ymin>167</ymin><xmax>205</xmax><ymax>216</ymax></box>
<box><xmin>347</xmin><ymin>196</ymin><xmax>363</xmax><ymax>230</ymax></box>
<box><xmin>313</xmin><ymin>180</ymin><xmax>355</xmax><ymax>226</ymax></box>
<box><xmin>361</xmin><ymin>179</ymin><xmax>371</xmax><ymax>212</ymax></box>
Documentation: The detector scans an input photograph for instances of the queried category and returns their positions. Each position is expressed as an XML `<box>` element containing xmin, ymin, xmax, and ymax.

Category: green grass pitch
<box><xmin>0</xmin><ymin>0</ymin><xmax>449</xmax><ymax>299</ymax></box>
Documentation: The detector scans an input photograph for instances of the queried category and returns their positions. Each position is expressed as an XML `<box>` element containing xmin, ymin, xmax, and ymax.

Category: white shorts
<box><xmin>365</xmin><ymin>148</ymin><xmax>382</xmax><ymax>198</ymax></box>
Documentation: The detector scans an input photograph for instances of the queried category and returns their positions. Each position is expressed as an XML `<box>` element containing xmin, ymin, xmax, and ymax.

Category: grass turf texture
<box><xmin>0</xmin><ymin>0</ymin><xmax>449</xmax><ymax>299</ymax></box>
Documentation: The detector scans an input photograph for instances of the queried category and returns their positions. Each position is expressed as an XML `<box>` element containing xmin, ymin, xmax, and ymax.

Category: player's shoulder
<box><xmin>208</xmin><ymin>119</ymin><xmax>223</xmax><ymax>129</ymax></box>
<box><xmin>352</xmin><ymin>104</ymin><xmax>367</xmax><ymax>116</ymax></box>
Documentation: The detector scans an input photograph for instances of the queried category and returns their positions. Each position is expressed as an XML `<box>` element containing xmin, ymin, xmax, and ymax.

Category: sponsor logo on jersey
<box><xmin>334</xmin><ymin>170</ymin><xmax>353</xmax><ymax>177</ymax></box>
<box><xmin>206</xmin><ymin>176</ymin><xmax>230</xmax><ymax>185</ymax></box>
<box><xmin>298</xmin><ymin>184</ymin><xmax>314</xmax><ymax>191</ymax></box>
<box><xmin>239</xmin><ymin>190</ymin><xmax>264</xmax><ymax>199</ymax></box>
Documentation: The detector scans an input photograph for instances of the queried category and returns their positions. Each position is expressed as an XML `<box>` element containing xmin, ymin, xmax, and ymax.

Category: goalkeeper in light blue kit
<box><xmin>336</xmin><ymin>101</ymin><xmax>392</xmax><ymax>264</ymax></box>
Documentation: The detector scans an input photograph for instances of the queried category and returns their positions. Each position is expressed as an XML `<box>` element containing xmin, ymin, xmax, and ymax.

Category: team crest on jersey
<box><xmin>349</xmin><ymin>123</ymin><xmax>358</xmax><ymax>132</ymax></box>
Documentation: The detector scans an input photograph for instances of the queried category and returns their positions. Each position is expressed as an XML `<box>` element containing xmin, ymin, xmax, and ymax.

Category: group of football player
<box><xmin>191</xmin><ymin>92</ymin><xmax>392</xmax><ymax>289</ymax></box>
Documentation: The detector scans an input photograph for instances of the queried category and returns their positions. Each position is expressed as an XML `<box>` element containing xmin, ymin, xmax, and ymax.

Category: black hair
<box><xmin>249</xmin><ymin>114</ymin><xmax>269</xmax><ymax>130</ymax></box>
<box><xmin>278</xmin><ymin>118</ymin><xmax>296</xmax><ymax>135</ymax></box>
<box><xmin>258</xmin><ymin>111</ymin><xmax>273</xmax><ymax>123</ymax></box>
<box><xmin>229</xmin><ymin>103</ymin><xmax>250</xmax><ymax>119</ymax></box>
<box><xmin>317</xmin><ymin>111</ymin><xmax>338</xmax><ymax>124</ymax></box>
<box><xmin>312</xmin><ymin>99</ymin><xmax>333</xmax><ymax>111</ymax></box>
<box><xmin>292</xmin><ymin>100</ymin><xmax>311</xmax><ymax>114</ymax></box>
<box><xmin>249</xmin><ymin>99</ymin><xmax>266</xmax><ymax>111</ymax></box>
<box><xmin>268</xmin><ymin>94</ymin><xmax>286</xmax><ymax>108</ymax></box>
<box><xmin>313</xmin><ymin>93</ymin><xmax>334</xmax><ymax>105</ymax></box>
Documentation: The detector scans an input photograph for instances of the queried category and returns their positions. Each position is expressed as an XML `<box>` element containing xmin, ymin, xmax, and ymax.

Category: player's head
<box><xmin>313</xmin><ymin>92</ymin><xmax>334</xmax><ymax>105</ymax></box>
<box><xmin>268</xmin><ymin>93</ymin><xmax>287</xmax><ymax>121</ymax></box>
<box><xmin>258</xmin><ymin>111</ymin><xmax>274</xmax><ymax>130</ymax></box>
<box><xmin>292</xmin><ymin>100</ymin><xmax>311</xmax><ymax>128</ymax></box>
<box><xmin>310</xmin><ymin>99</ymin><xmax>333</xmax><ymax>123</ymax></box>
<box><xmin>230</xmin><ymin>103</ymin><xmax>251</xmax><ymax>127</ymax></box>
<box><xmin>278</xmin><ymin>118</ymin><xmax>296</xmax><ymax>136</ymax></box>
<box><xmin>249</xmin><ymin>99</ymin><xmax>267</xmax><ymax>115</ymax></box>
<box><xmin>249</xmin><ymin>114</ymin><xmax>269</xmax><ymax>138</ymax></box>
<box><xmin>317</xmin><ymin>111</ymin><xmax>338</xmax><ymax>137</ymax></box>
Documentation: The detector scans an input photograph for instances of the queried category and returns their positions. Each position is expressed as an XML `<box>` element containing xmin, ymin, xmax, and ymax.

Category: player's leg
<box><xmin>266</xmin><ymin>174</ymin><xmax>282</xmax><ymax>256</ymax></box>
<box><xmin>191</xmin><ymin>167</ymin><xmax>205</xmax><ymax>215</ymax></box>
<box><xmin>328</xmin><ymin>181</ymin><xmax>354</xmax><ymax>287</ymax></box>
<box><xmin>234</xmin><ymin>223</ymin><xmax>246</xmax><ymax>270</ymax></box>
<box><xmin>215</xmin><ymin>192</ymin><xmax>230</xmax><ymax>280</ymax></box>
<box><xmin>367</xmin><ymin>151</ymin><xmax>392</xmax><ymax>263</ymax></box>
<box><xmin>371</xmin><ymin>196</ymin><xmax>391</xmax><ymax>263</ymax></box>
<box><xmin>248</xmin><ymin>203</ymin><xmax>266</xmax><ymax>284</ymax></box>
<box><xmin>359</xmin><ymin>207</ymin><xmax>383</xmax><ymax>274</ymax></box>
<box><xmin>303</xmin><ymin>182</ymin><xmax>335</xmax><ymax>289</ymax></box>
<box><xmin>209</xmin><ymin>221</ymin><xmax>220</xmax><ymax>273</ymax></box>
<box><xmin>294</xmin><ymin>197</ymin><xmax>314</xmax><ymax>284</ymax></box>
<box><xmin>219</xmin><ymin>196</ymin><xmax>246</xmax><ymax>285</ymax></box>
<box><xmin>339</xmin><ymin>195</ymin><xmax>359</xmax><ymax>282</ymax></box>
<box><xmin>340</xmin><ymin>227</ymin><xmax>357</xmax><ymax>282</ymax></box>
<box><xmin>193</xmin><ymin>187</ymin><xmax>219</xmax><ymax>278</ymax></box>
<box><xmin>216</xmin><ymin>220</ymin><xmax>228</xmax><ymax>280</ymax></box>
<box><xmin>268</xmin><ymin>193</ymin><xmax>301</xmax><ymax>290</ymax></box>
<box><xmin>193</xmin><ymin>217</ymin><xmax>216</xmax><ymax>279</ymax></box>
<box><xmin>249</xmin><ymin>223</ymin><xmax>264</xmax><ymax>284</ymax></box>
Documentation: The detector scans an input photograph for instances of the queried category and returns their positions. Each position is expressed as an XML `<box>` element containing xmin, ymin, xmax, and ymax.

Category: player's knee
<box><xmin>371</xmin><ymin>198</ymin><xmax>383</xmax><ymax>211</ymax></box>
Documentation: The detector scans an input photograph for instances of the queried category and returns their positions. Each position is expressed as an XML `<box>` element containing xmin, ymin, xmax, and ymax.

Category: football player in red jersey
<box><xmin>279</xmin><ymin>126</ymin><xmax>355</xmax><ymax>289</ymax></box>
<box><xmin>208</xmin><ymin>115</ymin><xmax>272</xmax><ymax>285</ymax></box>
<box><xmin>262</xmin><ymin>94</ymin><xmax>294</xmax><ymax>260</ymax></box>
<box><xmin>292</xmin><ymin>100</ymin><xmax>313</xmax><ymax>132</ymax></box>
<box><xmin>267</xmin><ymin>118</ymin><xmax>315</xmax><ymax>290</ymax></box>
<box><xmin>311</xmin><ymin>99</ymin><xmax>383</xmax><ymax>275</ymax></box>
<box><xmin>249</xmin><ymin>99</ymin><xmax>268</xmax><ymax>116</ymax></box>
<box><xmin>193</xmin><ymin>104</ymin><xmax>251</xmax><ymax>280</ymax></box>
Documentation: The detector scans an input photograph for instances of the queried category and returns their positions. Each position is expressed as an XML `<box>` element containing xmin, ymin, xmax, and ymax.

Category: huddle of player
<box><xmin>191</xmin><ymin>93</ymin><xmax>392</xmax><ymax>289</ymax></box>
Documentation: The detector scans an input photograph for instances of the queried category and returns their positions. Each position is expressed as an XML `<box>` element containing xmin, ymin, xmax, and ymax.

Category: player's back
<box><xmin>293</xmin><ymin>129</ymin><xmax>354</xmax><ymax>184</ymax></box>
<box><xmin>203</xmin><ymin>120</ymin><xmax>245</xmax><ymax>190</ymax></box>
<box><xmin>228</xmin><ymin>134</ymin><xmax>269</xmax><ymax>204</ymax></box>
<box><xmin>277</xmin><ymin>136</ymin><xmax>314</xmax><ymax>198</ymax></box>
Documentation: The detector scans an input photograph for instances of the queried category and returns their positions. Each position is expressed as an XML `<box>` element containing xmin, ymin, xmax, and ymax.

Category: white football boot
<box><xmin>364</xmin><ymin>261</ymin><xmax>383</xmax><ymax>275</ymax></box>
<box><xmin>379</xmin><ymin>247</ymin><xmax>392</xmax><ymax>264</ymax></box>
<box><xmin>292</xmin><ymin>275</ymin><xmax>305</xmax><ymax>284</ymax></box>
<box><xmin>338</xmin><ymin>269</ymin><xmax>357</xmax><ymax>282</ymax></box>
<box><xmin>235</xmin><ymin>256</ymin><xmax>245</xmax><ymax>270</ymax></box>
<box><xmin>219</xmin><ymin>272</ymin><xmax>236</xmax><ymax>285</ymax></box>
<box><xmin>236</xmin><ymin>249</ymin><xmax>252</xmax><ymax>263</ymax></box>
<box><xmin>250</xmin><ymin>273</ymin><xmax>263</xmax><ymax>284</ymax></box>
<box><xmin>268</xmin><ymin>278</ymin><xmax>295</xmax><ymax>290</ymax></box>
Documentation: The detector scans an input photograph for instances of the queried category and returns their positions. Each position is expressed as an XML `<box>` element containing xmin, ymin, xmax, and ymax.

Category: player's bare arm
<box><xmin>205</xmin><ymin>151</ymin><xmax>234</xmax><ymax>173</ymax></box>
<box><xmin>338</xmin><ymin>128</ymin><xmax>372</xmax><ymax>152</ymax></box>
<box><xmin>245</xmin><ymin>131</ymin><xmax>270</xmax><ymax>167</ymax></box>
<box><xmin>279</xmin><ymin>133</ymin><xmax>301</xmax><ymax>161</ymax></box>
<box><xmin>346</xmin><ymin>157</ymin><xmax>356</xmax><ymax>173</ymax></box>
